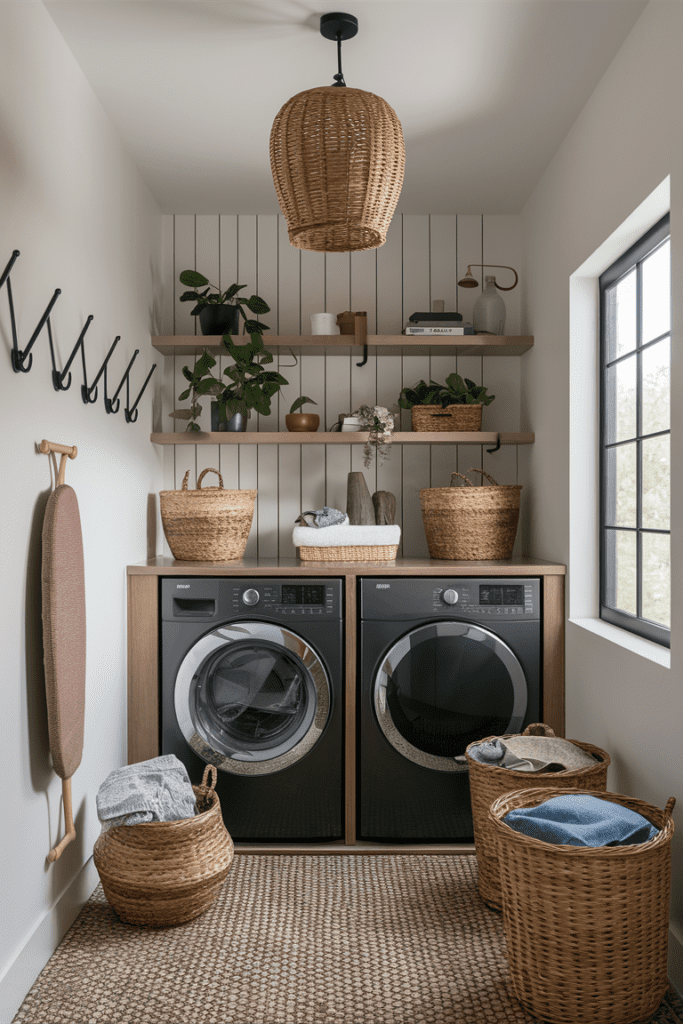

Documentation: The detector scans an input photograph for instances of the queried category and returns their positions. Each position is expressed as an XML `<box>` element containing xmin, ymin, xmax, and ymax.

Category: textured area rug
<box><xmin>14</xmin><ymin>855</ymin><xmax>683</xmax><ymax>1024</ymax></box>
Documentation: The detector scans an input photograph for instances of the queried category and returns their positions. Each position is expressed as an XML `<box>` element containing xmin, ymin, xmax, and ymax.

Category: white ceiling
<box><xmin>45</xmin><ymin>0</ymin><xmax>647</xmax><ymax>214</ymax></box>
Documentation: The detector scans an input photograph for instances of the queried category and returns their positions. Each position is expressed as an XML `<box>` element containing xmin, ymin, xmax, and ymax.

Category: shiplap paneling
<box><xmin>162</xmin><ymin>214</ymin><xmax>524</xmax><ymax>558</ymax></box>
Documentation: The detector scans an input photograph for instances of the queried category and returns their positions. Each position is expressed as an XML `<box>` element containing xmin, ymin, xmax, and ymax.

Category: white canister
<box><xmin>341</xmin><ymin>416</ymin><xmax>363</xmax><ymax>432</ymax></box>
<box><xmin>310</xmin><ymin>313</ymin><xmax>340</xmax><ymax>335</ymax></box>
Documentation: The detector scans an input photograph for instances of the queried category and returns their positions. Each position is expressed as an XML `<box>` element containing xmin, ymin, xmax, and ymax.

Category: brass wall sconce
<box><xmin>458</xmin><ymin>264</ymin><xmax>519</xmax><ymax>290</ymax></box>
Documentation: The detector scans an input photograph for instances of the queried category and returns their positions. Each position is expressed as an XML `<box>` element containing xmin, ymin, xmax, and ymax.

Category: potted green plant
<box><xmin>178</xmin><ymin>270</ymin><xmax>271</xmax><ymax>337</ymax></box>
<box><xmin>285</xmin><ymin>396</ymin><xmax>319</xmax><ymax>432</ymax></box>
<box><xmin>398</xmin><ymin>374</ymin><xmax>494</xmax><ymax>431</ymax></box>
<box><xmin>170</xmin><ymin>333</ymin><xmax>288</xmax><ymax>432</ymax></box>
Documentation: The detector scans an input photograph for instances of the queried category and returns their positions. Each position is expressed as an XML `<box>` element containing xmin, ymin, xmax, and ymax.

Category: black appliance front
<box><xmin>161</xmin><ymin>577</ymin><xmax>343</xmax><ymax>842</ymax></box>
<box><xmin>359</xmin><ymin>577</ymin><xmax>542</xmax><ymax>843</ymax></box>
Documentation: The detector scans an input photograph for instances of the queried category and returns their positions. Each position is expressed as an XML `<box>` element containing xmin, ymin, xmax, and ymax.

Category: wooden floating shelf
<box><xmin>152</xmin><ymin>334</ymin><xmax>534</xmax><ymax>357</ymax></box>
<box><xmin>151</xmin><ymin>431</ymin><xmax>535</xmax><ymax>446</ymax></box>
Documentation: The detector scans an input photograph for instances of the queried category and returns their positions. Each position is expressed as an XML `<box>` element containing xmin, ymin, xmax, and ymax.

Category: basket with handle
<box><xmin>160</xmin><ymin>468</ymin><xmax>256</xmax><ymax>561</ymax></box>
<box><xmin>466</xmin><ymin>723</ymin><xmax>610</xmax><ymax>910</ymax></box>
<box><xmin>411</xmin><ymin>404</ymin><xmax>483</xmax><ymax>432</ymax></box>
<box><xmin>93</xmin><ymin>765</ymin><xmax>234</xmax><ymax>927</ymax></box>
<box><xmin>420</xmin><ymin>468</ymin><xmax>520</xmax><ymax>559</ymax></box>
<box><xmin>489</xmin><ymin>787</ymin><xmax>675</xmax><ymax>1024</ymax></box>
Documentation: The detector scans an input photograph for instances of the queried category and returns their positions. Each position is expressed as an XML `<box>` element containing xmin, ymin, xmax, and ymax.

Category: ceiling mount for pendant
<box><xmin>320</xmin><ymin>12</ymin><xmax>358</xmax><ymax>87</ymax></box>
<box><xmin>269</xmin><ymin>10</ymin><xmax>405</xmax><ymax>253</ymax></box>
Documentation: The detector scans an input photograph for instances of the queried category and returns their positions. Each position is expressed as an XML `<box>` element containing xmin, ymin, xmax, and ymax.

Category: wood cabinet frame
<box><xmin>127</xmin><ymin>557</ymin><xmax>565</xmax><ymax>854</ymax></box>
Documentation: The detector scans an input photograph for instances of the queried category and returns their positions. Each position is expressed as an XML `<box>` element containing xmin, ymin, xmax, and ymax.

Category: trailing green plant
<box><xmin>289</xmin><ymin>396</ymin><xmax>318</xmax><ymax>415</ymax></box>
<box><xmin>178</xmin><ymin>270</ymin><xmax>270</xmax><ymax>334</ymax></box>
<box><xmin>172</xmin><ymin>333</ymin><xmax>288</xmax><ymax>432</ymax></box>
<box><xmin>398</xmin><ymin>373</ymin><xmax>495</xmax><ymax>410</ymax></box>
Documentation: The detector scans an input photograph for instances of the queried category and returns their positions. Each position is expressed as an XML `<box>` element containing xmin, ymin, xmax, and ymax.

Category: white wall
<box><xmin>160</xmin><ymin>213</ymin><xmax>525</xmax><ymax>558</ymax></box>
<box><xmin>521</xmin><ymin>0</ymin><xmax>683</xmax><ymax>992</ymax></box>
<box><xmin>0</xmin><ymin>4</ymin><xmax>163</xmax><ymax>1018</ymax></box>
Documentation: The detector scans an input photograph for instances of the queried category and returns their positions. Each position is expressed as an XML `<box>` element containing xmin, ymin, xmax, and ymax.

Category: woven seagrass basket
<box><xmin>160</xmin><ymin>468</ymin><xmax>255</xmax><ymax>561</ymax></box>
<box><xmin>93</xmin><ymin>765</ymin><xmax>234</xmax><ymax>928</ymax></box>
<box><xmin>420</xmin><ymin>468</ymin><xmax>520</xmax><ymax>559</ymax></box>
<box><xmin>466</xmin><ymin>723</ymin><xmax>610</xmax><ymax>910</ymax></box>
<box><xmin>411</xmin><ymin>404</ymin><xmax>483</xmax><ymax>432</ymax></box>
<box><xmin>489</xmin><ymin>787</ymin><xmax>675</xmax><ymax>1024</ymax></box>
<box><xmin>299</xmin><ymin>543</ymin><xmax>398</xmax><ymax>562</ymax></box>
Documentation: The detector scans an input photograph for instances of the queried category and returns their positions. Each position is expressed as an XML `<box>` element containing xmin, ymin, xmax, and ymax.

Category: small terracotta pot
<box><xmin>285</xmin><ymin>413</ymin><xmax>320</xmax><ymax>432</ymax></box>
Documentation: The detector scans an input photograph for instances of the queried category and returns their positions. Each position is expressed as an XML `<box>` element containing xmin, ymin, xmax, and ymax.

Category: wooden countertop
<box><xmin>128</xmin><ymin>556</ymin><xmax>565</xmax><ymax>576</ymax></box>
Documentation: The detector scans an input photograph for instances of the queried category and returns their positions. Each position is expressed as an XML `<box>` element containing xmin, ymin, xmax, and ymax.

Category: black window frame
<box><xmin>599</xmin><ymin>213</ymin><xmax>671</xmax><ymax>648</ymax></box>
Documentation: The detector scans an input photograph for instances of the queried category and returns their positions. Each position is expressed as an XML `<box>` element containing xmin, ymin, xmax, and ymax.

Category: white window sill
<box><xmin>569</xmin><ymin>617</ymin><xmax>670</xmax><ymax>668</ymax></box>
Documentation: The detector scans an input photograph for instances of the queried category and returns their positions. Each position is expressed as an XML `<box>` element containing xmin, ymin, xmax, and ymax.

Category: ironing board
<box><xmin>40</xmin><ymin>440</ymin><xmax>85</xmax><ymax>862</ymax></box>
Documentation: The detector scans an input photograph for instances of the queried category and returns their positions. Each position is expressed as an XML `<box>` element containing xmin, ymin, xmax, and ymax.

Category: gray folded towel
<box><xmin>96</xmin><ymin>754</ymin><xmax>197</xmax><ymax>830</ymax></box>
<box><xmin>295</xmin><ymin>507</ymin><xmax>348</xmax><ymax>528</ymax></box>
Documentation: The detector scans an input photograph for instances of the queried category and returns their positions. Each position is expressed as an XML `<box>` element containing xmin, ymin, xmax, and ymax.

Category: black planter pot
<box><xmin>198</xmin><ymin>304</ymin><xmax>240</xmax><ymax>337</ymax></box>
<box><xmin>211</xmin><ymin>402</ymin><xmax>247</xmax><ymax>432</ymax></box>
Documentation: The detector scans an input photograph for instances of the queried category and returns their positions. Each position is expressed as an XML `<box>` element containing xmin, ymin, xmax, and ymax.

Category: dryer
<box><xmin>359</xmin><ymin>577</ymin><xmax>541</xmax><ymax>843</ymax></box>
<box><xmin>161</xmin><ymin>577</ymin><xmax>343</xmax><ymax>842</ymax></box>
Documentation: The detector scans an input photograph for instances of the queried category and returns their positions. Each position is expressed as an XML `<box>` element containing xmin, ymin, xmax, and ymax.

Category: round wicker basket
<box><xmin>489</xmin><ymin>787</ymin><xmax>675</xmax><ymax>1024</ymax></box>
<box><xmin>160</xmin><ymin>468</ymin><xmax>256</xmax><ymax>562</ymax></box>
<box><xmin>420</xmin><ymin>468</ymin><xmax>520</xmax><ymax>559</ymax></box>
<box><xmin>93</xmin><ymin>766</ymin><xmax>234</xmax><ymax>928</ymax></box>
<box><xmin>466</xmin><ymin>724</ymin><xmax>610</xmax><ymax>910</ymax></box>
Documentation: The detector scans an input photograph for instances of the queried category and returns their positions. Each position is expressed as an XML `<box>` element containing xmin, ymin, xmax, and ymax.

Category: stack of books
<box><xmin>404</xmin><ymin>312</ymin><xmax>474</xmax><ymax>336</ymax></box>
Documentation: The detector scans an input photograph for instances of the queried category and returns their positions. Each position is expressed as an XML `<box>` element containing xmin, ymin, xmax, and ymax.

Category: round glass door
<box><xmin>374</xmin><ymin>621</ymin><xmax>527</xmax><ymax>772</ymax></box>
<box><xmin>175</xmin><ymin>622</ymin><xmax>330</xmax><ymax>776</ymax></box>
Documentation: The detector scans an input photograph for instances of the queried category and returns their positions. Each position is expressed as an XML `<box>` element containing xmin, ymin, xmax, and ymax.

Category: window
<box><xmin>600</xmin><ymin>214</ymin><xmax>670</xmax><ymax>647</ymax></box>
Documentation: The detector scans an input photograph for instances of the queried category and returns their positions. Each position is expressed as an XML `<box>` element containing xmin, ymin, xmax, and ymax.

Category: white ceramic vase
<box><xmin>473</xmin><ymin>276</ymin><xmax>506</xmax><ymax>335</ymax></box>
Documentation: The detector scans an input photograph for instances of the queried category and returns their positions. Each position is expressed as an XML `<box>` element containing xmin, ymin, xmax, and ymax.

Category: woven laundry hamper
<box><xmin>466</xmin><ymin>724</ymin><xmax>610</xmax><ymax>910</ymax></box>
<box><xmin>93</xmin><ymin>766</ymin><xmax>234</xmax><ymax>927</ymax></box>
<box><xmin>420</xmin><ymin>468</ymin><xmax>520</xmax><ymax>559</ymax></box>
<box><xmin>489</xmin><ymin>787</ymin><xmax>675</xmax><ymax>1024</ymax></box>
<box><xmin>160</xmin><ymin>468</ymin><xmax>255</xmax><ymax>561</ymax></box>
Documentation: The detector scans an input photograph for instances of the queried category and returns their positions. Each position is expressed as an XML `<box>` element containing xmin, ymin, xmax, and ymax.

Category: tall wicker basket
<box><xmin>466</xmin><ymin>724</ymin><xmax>610</xmax><ymax>910</ymax></box>
<box><xmin>160</xmin><ymin>468</ymin><xmax>256</xmax><ymax>561</ymax></box>
<box><xmin>489</xmin><ymin>787</ymin><xmax>675</xmax><ymax>1024</ymax></box>
<box><xmin>420</xmin><ymin>468</ymin><xmax>520</xmax><ymax>559</ymax></box>
<box><xmin>93</xmin><ymin>766</ymin><xmax>234</xmax><ymax>928</ymax></box>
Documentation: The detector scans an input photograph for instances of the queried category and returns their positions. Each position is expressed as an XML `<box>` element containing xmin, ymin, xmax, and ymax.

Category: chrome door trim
<box><xmin>374</xmin><ymin>620</ymin><xmax>527</xmax><ymax>772</ymax></box>
<box><xmin>175</xmin><ymin>621</ymin><xmax>330</xmax><ymax>776</ymax></box>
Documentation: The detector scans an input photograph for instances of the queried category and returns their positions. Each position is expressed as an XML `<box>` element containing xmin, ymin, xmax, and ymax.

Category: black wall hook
<box><xmin>486</xmin><ymin>434</ymin><xmax>502</xmax><ymax>454</ymax></box>
<box><xmin>356</xmin><ymin>344</ymin><xmax>368</xmax><ymax>367</ymax></box>
<box><xmin>125</xmin><ymin>363</ymin><xmax>157</xmax><ymax>423</ymax></box>
<box><xmin>53</xmin><ymin>315</ymin><xmax>94</xmax><ymax>394</ymax></box>
<box><xmin>2</xmin><ymin>250</ymin><xmax>63</xmax><ymax>374</ymax></box>
<box><xmin>106</xmin><ymin>349</ymin><xmax>138</xmax><ymax>414</ymax></box>
<box><xmin>85</xmin><ymin>335</ymin><xmax>119</xmax><ymax>405</ymax></box>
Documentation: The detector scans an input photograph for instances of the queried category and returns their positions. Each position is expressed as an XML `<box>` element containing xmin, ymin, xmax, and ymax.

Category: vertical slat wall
<box><xmin>161</xmin><ymin>213</ymin><xmax>522</xmax><ymax>558</ymax></box>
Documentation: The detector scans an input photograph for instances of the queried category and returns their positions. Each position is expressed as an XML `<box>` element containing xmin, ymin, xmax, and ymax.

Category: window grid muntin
<box><xmin>599</xmin><ymin>214</ymin><xmax>670</xmax><ymax>647</ymax></box>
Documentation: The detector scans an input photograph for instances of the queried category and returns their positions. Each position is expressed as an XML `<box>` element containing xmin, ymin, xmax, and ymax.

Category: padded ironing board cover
<box><xmin>41</xmin><ymin>484</ymin><xmax>86</xmax><ymax>780</ymax></box>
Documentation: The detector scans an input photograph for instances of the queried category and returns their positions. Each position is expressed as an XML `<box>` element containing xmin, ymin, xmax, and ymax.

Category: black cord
<box><xmin>332</xmin><ymin>31</ymin><xmax>346</xmax><ymax>86</ymax></box>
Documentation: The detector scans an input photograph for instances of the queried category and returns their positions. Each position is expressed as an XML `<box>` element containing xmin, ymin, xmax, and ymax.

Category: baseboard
<box><xmin>669</xmin><ymin>923</ymin><xmax>683</xmax><ymax>1001</ymax></box>
<box><xmin>0</xmin><ymin>856</ymin><xmax>99</xmax><ymax>1024</ymax></box>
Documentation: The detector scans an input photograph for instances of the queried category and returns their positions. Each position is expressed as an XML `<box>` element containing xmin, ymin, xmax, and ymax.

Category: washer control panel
<box><xmin>231</xmin><ymin>580</ymin><xmax>341</xmax><ymax>620</ymax></box>
<box><xmin>360</xmin><ymin>577</ymin><xmax>540</xmax><ymax>622</ymax></box>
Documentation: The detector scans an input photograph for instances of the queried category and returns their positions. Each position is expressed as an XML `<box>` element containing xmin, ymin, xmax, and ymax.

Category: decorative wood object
<box><xmin>372</xmin><ymin>491</ymin><xmax>396</xmax><ymax>525</ymax></box>
<box><xmin>347</xmin><ymin>472</ymin><xmax>375</xmax><ymax>525</ymax></box>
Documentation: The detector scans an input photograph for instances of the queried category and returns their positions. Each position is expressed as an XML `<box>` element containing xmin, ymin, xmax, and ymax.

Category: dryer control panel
<box><xmin>360</xmin><ymin>577</ymin><xmax>540</xmax><ymax>621</ymax></box>
<box><xmin>161</xmin><ymin>577</ymin><xmax>342</xmax><ymax>622</ymax></box>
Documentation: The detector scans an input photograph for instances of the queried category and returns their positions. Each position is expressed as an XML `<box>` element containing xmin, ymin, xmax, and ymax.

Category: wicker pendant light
<box><xmin>270</xmin><ymin>13</ymin><xmax>405</xmax><ymax>253</ymax></box>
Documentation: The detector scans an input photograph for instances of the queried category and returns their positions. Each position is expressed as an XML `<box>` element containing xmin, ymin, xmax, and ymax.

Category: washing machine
<box><xmin>161</xmin><ymin>577</ymin><xmax>343</xmax><ymax>842</ymax></box>
<box><xmin>359</xmin><ymin>577</ymin><xmax>542</xmax><ymax>843</ymax></box>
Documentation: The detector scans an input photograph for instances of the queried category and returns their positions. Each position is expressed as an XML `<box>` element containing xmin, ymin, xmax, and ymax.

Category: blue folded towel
<box><xmin>503</xmin><ymin>794</ymin><xmax>658</xmax><ymax>847</ymax></box>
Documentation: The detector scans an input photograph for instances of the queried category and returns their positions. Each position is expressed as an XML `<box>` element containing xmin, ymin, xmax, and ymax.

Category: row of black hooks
<box><xmin>1</xmin><ymin>250</ymin><xmax>156</xmax><ymax>422</ymax></box>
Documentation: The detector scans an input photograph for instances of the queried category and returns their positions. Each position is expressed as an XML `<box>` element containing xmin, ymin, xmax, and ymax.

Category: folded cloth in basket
<box><xmin>468</xmin><ymin>736</ymin><xmax>598</xmax><ymax>773</ymax></box>
<box><xmin>96</xmin><ymin>754</ymin><xmax>197</xmax><ymax>830</ymax></box>
<box><xmin>292</xmin><ymin>523</ymin><xmax>401</xmax><ymax>548</ymax></box>
<box><xmin>503</xmin><ymin>794</ymin><xmax>658</xmax><ymax>847</ymax></box>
